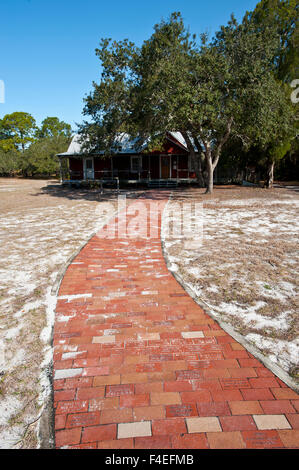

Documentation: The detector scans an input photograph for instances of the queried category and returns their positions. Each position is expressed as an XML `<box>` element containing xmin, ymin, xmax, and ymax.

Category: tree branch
<box><xmin>212</xmin><ymin>116</ymin><xmax>233</xmax><ymax>170</ymax></box>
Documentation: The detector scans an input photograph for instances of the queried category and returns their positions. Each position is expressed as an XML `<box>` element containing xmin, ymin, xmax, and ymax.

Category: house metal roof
<box><xmin>57</xmin><ymin>132</ymin><xmax>191</xmax><ymax>157</ymax></box>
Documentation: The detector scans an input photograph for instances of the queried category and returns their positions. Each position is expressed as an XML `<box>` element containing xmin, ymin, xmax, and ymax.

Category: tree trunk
<box><xmin>190</xmin><ymin>151</ymin><xmax>205</xmax><ymax>187</ymax></box>
<box><xmin>266</xmin><ymin>161</ymin><xmax>275</xmax><ymax>188</ymax></box>
<box><xmin>205</xmin><ymin>154</ymin><xmax>213</xmax><ymax>194</ymax></box>
<box><xmin>204</xmin><ymin>116</ymin><xmax>233</xmax><ymax>194</ymax></box>
<box><xmin>181</xmin><ymin>131</ymin><xmax>205</xmax><ymax>187</ymax></box>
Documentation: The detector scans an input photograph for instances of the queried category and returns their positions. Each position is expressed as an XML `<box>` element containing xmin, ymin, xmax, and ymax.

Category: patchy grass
<box><xmin>163</xmin><ymin>185</ymin><xmax>299</xmax><ymax>382</ymax></box>
<box><xmin>0</xmin><ymin>178</ymin><xmax>143</xmax><ymax>448</ymax></box>
<box><xmin>1</xmin><ymin>178</ymin><xmax>298</xmax><ymax>447</ymax></box>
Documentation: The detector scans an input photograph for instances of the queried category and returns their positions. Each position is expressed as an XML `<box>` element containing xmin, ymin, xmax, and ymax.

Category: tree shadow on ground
<box><xmin>33</xmin><ymin>182</ymin><xmax>206</xmax><ymax>203</ymax></box>
<box><xmin>32</xmin><ymin>181</ymin><xmax>298</xmax><ymax>205</ymax></box>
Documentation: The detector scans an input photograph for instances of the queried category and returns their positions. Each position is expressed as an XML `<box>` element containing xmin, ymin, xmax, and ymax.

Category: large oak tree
<box><xmin>80</xmin><ymin>10</ymin><xmax>295</xmax><ymax>193</ymax></box>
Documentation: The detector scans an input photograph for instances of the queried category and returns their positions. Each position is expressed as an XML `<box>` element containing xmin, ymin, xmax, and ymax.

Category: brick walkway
<box><xmin>53</xmin><ymin>192</ymin><xmax>299</xmax><ymax>449</ymax></box>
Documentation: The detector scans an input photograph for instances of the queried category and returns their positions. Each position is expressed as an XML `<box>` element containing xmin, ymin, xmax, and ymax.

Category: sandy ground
<box><xmin>0</xmin><ymin>178</ymin><xmax>140</xmax><ymax>448</ymax></box>
<box><xmin>0</xmin><ymin>179</ymin><xmax>298</xmax><ymax>447</ymax></box>
<box><xmin>163</xmin><ymin>185</ymin><xmax>299</xmax><ymax>384</ymax></box>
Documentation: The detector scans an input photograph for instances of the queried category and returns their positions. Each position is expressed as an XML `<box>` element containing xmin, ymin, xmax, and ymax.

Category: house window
<box><xmin>131</xmin><ymin>156</ymin><xmax>142</xmax><ymax>172</ymax></box>
<box><xmin>85</xmin><ymin>158</ymin><xmax>93</xmax><ymax>170</ymax></box>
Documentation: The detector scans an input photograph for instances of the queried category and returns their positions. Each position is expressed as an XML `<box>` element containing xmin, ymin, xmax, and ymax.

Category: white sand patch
<box><xmin>163</xmin><ymin>188</ymin><xmax>299</xmax><ymax>380</ymax></box>
<box><xmin>3</xmin><ymin>349</ymin><xmax>26</xmax><ymax>372</ymax></box>
<box><xmin>217</xmin><ymin>301</ymin><xmax>290</xmax><ymax>330</ymax></box>
<box><xmin>188</xmin><ymin>266</ymin><xmax>202</xmax><ymax>277</ymax></box>
<box><xmin>246</xmin><ymin>333</ymin><xmax>299</xmax><ymax>371</ymax></box>
<box><xmin>210</xmin><ymin>197</ymin><xmax>299</xmax><ymax>206</ymax></box>
<box><xmin>206</xmin><ymin>285</ymin><xmax>219</xmax><ymax>293</ymax></box>
<box><xmin>0</xmin><ymin>396</ymin><xmax>22</xmax><ymax>426</ymax></box>
<box><xmin>255</xmin><ymin>281</ymin><xmax>297</xmax><ymax>302</ymax></box>
<box><xmin>5</xmin><ymin>327</ymin><xmax>22</xmax><ymax>340</ymax></box>
<box><xmin>14</xmin><ymin>300</ymin><xmax>43</xmax><ymax>319</ymax></box>
<box><xmin>0</xmin><ymin>180</ymin><xmax>121</xmax><ymax>447</ymax></box>
<box><xmin>0</xmin><ymin>426</ymin><xmax>24</xmax><ymax>449</ymax></box>
<box><xmin>40</xmin><ymin>287</ymin><xmax>57</xmax><ymax>343</ymax></box>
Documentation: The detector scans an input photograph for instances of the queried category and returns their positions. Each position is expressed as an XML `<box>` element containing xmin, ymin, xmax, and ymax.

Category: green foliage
<box><xmin>22</xmin><ymin>135</ymin><xmax>71</xmax><ymax>176</ymax></box>
<box><xmin>248</xmin><ymin>0</ymin><xmax>298</xmax><ymax>82</ymax></box>
<box><xmin>268</xmin><ymin>139</ymin><xmax>292</xmax><ymax>162</ymax></box>
<box><xmin>80</xmin><ymin>36</ymin><xmax>139</xmax><ymax>154</ymax></box>
<box><xmin>0</xmin><ymin>148</ymin><xmax>20</xmax><ymax>176</ymax></box>
<box><xmin>0</xmin><ymin>112</ymin><xmax>37</xmax><ymax>152</ymax></box>
<box><xmin>240</xmin><ymin>0</ymin><xmax>298</xmax><ymax>183</ymax></box>
<box><xmin>80</xmin><ymin>10</ymin><xmax>296</xmax><ymax>191</ymax></box>
<box><xmin>0</xmin><ymin>113</ymin><xmax>72</xmax><ymax>177</ymax></box>
<box><xmin>37</xmin><ymin>117</ymin><xmax>72</xmax><ymax>139</ymax></box>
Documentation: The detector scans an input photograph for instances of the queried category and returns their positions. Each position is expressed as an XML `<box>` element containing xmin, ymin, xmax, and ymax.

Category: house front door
<box><xmin>161</xmin><ymin>156</ymin><xmax>170</xmax><ymax>179</ymax></box>
<box><xmin>84</xmin><ymin>158</ymin><xmax>94</xmax><ymax>180</ymax></box>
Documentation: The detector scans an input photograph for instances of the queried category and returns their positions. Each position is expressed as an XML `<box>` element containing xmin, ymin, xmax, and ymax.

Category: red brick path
<box><xmin>53</xmin><ymin>192</ymin><xmax>299</xmax><ymax>449</ymax></box>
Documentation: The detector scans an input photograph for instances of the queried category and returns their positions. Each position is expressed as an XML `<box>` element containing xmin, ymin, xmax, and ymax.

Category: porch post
<box><xmin>59</xmin><ymin>158</ymin><xmax>63</xmax><ymax>183</ymax></box>
<box><xmin>159</xmin><ymin>155</ymin><xmax>161</xmax><ymax>179</ymax></box>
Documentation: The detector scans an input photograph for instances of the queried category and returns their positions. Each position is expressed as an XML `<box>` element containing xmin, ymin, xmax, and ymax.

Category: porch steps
<box><xmin>147</xmin><ymin>179</ymin><xmax>178</xmax><ymax>189</ymax></box>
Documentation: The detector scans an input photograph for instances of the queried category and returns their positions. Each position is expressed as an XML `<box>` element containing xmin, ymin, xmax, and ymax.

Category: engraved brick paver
<box><xmin>241</xmin><ymin>430</ymin><xmax>284</xmax><ymax>449</ymax></box>
<box><xmin>53</xmin><ymin>191</ymin><xmax>299</xmax><ymax>448</ymax></box>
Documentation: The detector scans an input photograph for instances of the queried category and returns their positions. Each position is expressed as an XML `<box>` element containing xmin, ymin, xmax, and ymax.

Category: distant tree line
<box><xmin>0</xmin><ymin>112</ymin><xmax>72</xmax><ymax>177</ymax></box>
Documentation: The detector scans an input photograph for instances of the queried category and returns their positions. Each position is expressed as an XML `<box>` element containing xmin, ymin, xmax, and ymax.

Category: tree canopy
<box><xmin>0</xmin><ymin>112</ymin><xmax>37</xmax><ymax>152</ymax></box>
<box><xmin>80</xmin><ymin>8</ymin><xmax>297</xmax><ymax>192</ymax></box>
<box><xmin>248</xmin><ymin>0</ymin><xmax>298</xmax><ymax>82</ymax></box>
<box><xmin>37</xmin><ymin>117</ymin><xmax>72</xmax><ymax>139</ymax></box>
<box><xmin>243</xmin><ymin>0</ymin><xmax>299</xmax><ymax>186</ymax></box>
<box><xmin>0</xmin><ymin>113</ymin><xmax>72</xmax><ymax>177</ymax></box>
<box><xmin>22</xmin><ymin>135</ymin><xmax>71</xmax><ymax>177</ymax></box>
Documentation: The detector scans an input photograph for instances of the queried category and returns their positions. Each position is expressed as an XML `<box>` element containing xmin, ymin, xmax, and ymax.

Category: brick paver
<box><xmin>53</xmin><ymin>191</ymin><xmax>299</xmax><ymax>448</ymax></box>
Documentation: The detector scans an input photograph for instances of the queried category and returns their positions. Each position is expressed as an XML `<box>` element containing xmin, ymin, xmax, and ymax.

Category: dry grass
<box><xmin>0</xmin><ymin>178</ymin><xmax>139</xmax><ymax>448</ymax></box>
<box><xmin>163</xmin><ymin>185</ymin><xmax>299</xmax><ymax>381</ymax></box>
<box><xmin>0</xmin><ymin>179</ymin><xmax>298</xmax><ymax>447</ymax></box>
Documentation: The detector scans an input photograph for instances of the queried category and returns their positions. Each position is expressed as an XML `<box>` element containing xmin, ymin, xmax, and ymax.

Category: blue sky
<box><xmin>0</xmin><ymin>0</ymin><xmax>259</xmax><ymax>130</ymax></box>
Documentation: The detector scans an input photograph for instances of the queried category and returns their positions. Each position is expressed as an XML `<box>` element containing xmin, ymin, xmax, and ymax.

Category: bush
<box><xmin>0</xmin><ymin>149</ymin><xmax>20</xmax><ymax>176</ymax></box>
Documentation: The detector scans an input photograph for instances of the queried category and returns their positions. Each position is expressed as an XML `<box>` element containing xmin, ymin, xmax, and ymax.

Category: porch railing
<box><xmin>63</xmin><ymin>168</ymin><xmax>193</xmax><ymax>182</ymax></box>
<box><xmin>66</xmin><ymin>169</ymin><xmax>150</xmax><ymax>181</ymax></box>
